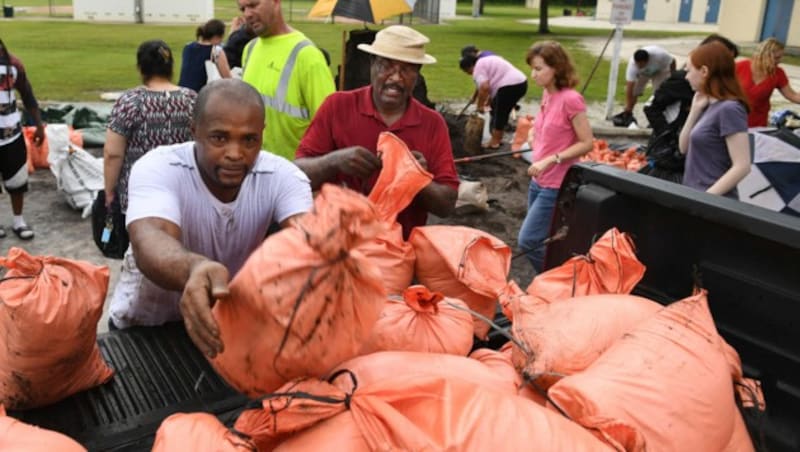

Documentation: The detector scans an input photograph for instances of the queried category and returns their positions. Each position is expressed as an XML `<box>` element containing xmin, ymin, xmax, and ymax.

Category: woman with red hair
<box><xmin>679</xmin><ymin>41</ymin><xmax>750</xmax><ymax>199</ymax></box>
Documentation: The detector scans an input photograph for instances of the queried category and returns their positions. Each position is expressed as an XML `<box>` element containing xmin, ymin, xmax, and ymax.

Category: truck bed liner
<box><xmin>9</xmin><ymin>322</ymin><xmax>247</xmax><ymax>451</ymax></box>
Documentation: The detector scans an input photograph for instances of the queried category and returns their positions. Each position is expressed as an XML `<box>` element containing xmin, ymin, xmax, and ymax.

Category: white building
<box><xmin>595</xmin><ymin>0</ymin><xmax>722</xmax><ymax>25</ymax></box>
<box><xmin>73</xmin><ymin>0</ymin><xmax>213</xmax><ymax>24</ymax></box>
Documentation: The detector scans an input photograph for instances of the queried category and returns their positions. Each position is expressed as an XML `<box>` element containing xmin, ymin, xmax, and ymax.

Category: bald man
<box><xmin>108</xmin><ymin>79</ymin><xmax>313</xmax><ymax>357</ymax></box>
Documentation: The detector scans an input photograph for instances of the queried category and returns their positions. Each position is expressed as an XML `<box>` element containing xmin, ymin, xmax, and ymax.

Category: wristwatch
<box><xmin>554</xmin><ymin>153</ymin><xmax>562</xmax><ymax>164</ymax></box>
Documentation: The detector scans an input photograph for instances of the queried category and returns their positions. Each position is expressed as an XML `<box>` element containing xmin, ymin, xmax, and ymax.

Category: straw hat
<box><xmin>358</xmin><ymin>25</ymin><xmax>437</xmax><ymax>65</ymax></box>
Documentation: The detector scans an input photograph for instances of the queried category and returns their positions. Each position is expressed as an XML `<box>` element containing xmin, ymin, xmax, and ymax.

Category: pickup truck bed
<box><xmin>8</xmin><ymin>322</ymin><xmax>247</xmax><ymax>451</ymax></box>
<box><xmin>543</xmin><ymin>163</ymin><xmax>800</xmax><ymax>452</ymax></box>
<box><xmin>11</xmin><ymin>163</ymin><xmax>799</xmax><ymax>451</ymax></box>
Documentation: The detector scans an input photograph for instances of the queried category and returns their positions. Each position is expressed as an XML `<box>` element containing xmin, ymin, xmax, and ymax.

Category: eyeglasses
<box><xmin>374</xmin><ymin>57</ymin><xmax>420</xmax><ymax>78</ymax></box>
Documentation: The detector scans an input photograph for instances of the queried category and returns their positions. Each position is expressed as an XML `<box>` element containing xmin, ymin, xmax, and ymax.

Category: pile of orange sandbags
<box><xmin>510</xmin><ymin>293</ymin><xmax>662</xmax><ymax>389</ymax></box>
<box><xmin>580</xmin><ymin>139</ymin><xmax>647</xmax><ymax>172</ymax></box>
<box><xmin>211</xmin><ymin>184</ymin><xmax>387</xmax><ymax>398</ymax></box>
<box><xmin>152</xmin><ymin>413</ymin><xmax>255</xmax><ymax>452</ymax></box>
<box><xmin>548</xmin><ymin>291</ymin><xmax>753</xmax><ymax>451</ymax></box>
<box><xmin>362</xmin><ymin>132</ymin><xmax>433</xmax><ymax>294</ymax></box>
<box><xmin>0</xmin><ymin>405</ymin><xmax>87</xmax><ymax>451</ymax></box>
<box><xmin>360</xmin><ymin>286</ymin><xmax>474</xmax><ymax>356</ymax></box>
<box><xmin>411</xmin><ymin>225</ymin><xmax>511</xmax><ymax>339</ymax></box>
<box><xmin>234</xmin><ymin>352</ymin><xmax>612</xmax><ymax>451</ymax></box>
<box><xmin>527</xmin><ymin>227</ymin><xmax>646</xmax><ymax>304</ymax></box>
<box><xmin>0</xmin><ymin>247</ymin><xmax>113</xmax><ymax>409</ymax></box>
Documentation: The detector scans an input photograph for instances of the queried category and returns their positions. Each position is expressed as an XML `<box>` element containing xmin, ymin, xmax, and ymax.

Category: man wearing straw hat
<box><xmin>295</xmin><ymin>25</ymin><xmax>459</xmax><ymax>238</ymax></box>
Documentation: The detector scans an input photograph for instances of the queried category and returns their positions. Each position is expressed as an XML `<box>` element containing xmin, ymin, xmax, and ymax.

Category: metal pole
<box><xmin>604</xmin><ymin>25</ymin><xmax>624</xmax><ymax>120</ymax></box>
<box><xmin>472</xmin><ymin>0</ymin><xmax>480</xmax><ymax>17</ymax></box>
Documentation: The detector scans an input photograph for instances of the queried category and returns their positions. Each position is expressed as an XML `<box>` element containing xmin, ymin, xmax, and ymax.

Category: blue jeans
<box><xmin>517</xmin><ymin>180</ymin><xmax>559</xmax><ymax>273</ymax></box>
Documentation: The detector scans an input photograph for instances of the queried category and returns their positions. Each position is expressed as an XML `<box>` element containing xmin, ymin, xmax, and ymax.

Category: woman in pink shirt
<box><xmin>460</xmin><ymin>53</ymin><xmax>528</xmax><ymax>149</ymax></box>
<box><xmin>517</xmin><ymin>41</ymin><xmax>593</xmax><ymax>272</ymax></box>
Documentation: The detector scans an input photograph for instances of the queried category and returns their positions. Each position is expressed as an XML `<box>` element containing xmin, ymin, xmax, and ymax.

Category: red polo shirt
<box><xmin>297</xmin><ymin>86</ymin><xmax>459</xmax><ymax>237</ymax></box>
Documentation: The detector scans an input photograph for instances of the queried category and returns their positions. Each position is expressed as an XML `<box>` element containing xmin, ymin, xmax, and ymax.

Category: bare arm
<box><xmin>679</xmin><ymin>92</ymin><xmax>709</xmax><ymax>155</ymax></box>
<box><xmin>476</xmin><ymin>81</ymin><xmax>491</xmax><ymax>111</ymax></box>
<box><xmin>706</xmin><ymin>132</ymin><xmax>751</xmax><ymax>196</ymax></box>
<box><xmin>779</xmin><ymin>83</ymin><xmax>800</xmax><ymax>104</ymax></box>
<box><xmin>417</xmin><ymin>182</ymin><xmax>457</xmax><ymax>218</ymax></box>
<box><xmin>216</xmin><ymin>48</ymin><xmax>232</xmax><ymax>79</ymax></box>
<box><xmin>624</xmin><ymin>81</ymin><xmax>636</xmax><ymax>113</ymax></box>
<box><xmin>128</xmin><ymin>217</ymin><xmax>227</xmax><ymax>357</ymax></box>
<box><xmin>294</xmin><ymin>146</ymin><xmax>382</xmax><ymax>191</ymax></box>
<box><xmin>412</xmin><ymin>149</ymin><xmax>457</xmax><ymax>217</ymax></box>
<box><xmin>527</xmin><ymin>112</ymin><xmax>594</xmax><ymax>178</ymax></box>
<box><xmin>103</xmin><ymin>130</ymin><xmax>127</xmax><ymax>206</ymax></box>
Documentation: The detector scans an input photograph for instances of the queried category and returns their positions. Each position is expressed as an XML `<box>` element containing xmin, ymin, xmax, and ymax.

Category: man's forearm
<box><xmin>294</xmin><ymin>153</ymin><xmax>341</xmax><ymax>191</ymax></box>
<box><xmin>625</xmin><ymin>82</ymin><xmax>636</xmax><ymax>112</ymax></box>
<box><xmin>129</xmin><ymin>220</ymin><xmax>209</xmax><ymax>292</ymax></box>
<box><xmin>417</xmin><ymin>182</ymin><xmax>457</xmax><ymax>218</ymax></box>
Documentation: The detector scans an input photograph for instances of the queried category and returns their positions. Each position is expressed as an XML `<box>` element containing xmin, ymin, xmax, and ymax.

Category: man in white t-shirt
<box><xmin>617</xmin><ymin>46</ymin><xmax>676</xmax><ymax>124</ymax></box>
<box><xmin>108</xmin><ymin>79</ymin><xmax>313</xmax><ymax>358</ymax></box>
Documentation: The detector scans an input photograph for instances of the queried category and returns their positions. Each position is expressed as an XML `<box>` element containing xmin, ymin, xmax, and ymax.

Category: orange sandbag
<box><xmin>411</xmin><ymin>225</ymin><xmax>511</xmax><ymax>339</ymax></box>
<box><xmin>22</xmin><ymin>125</ymin><xmax>84</xmax><ymax>173</ymax></box>
<box><xmin>236</xmin><ymin>351</ymin><xmax>520</xmax><ymax>448</ymax></box>
<box><xmin>720</xmin><ymin>341</ymin><xmax>760</xmax><ymax>452</ymax></box>
<box><xmin>361</xmin><ymin>132</ymin><xmax>433</xmax><ymax>294</ymax></box>
<box><xmin>511</xmin><ymin>114</ymin><xmax>533</xmax><ymax>151</ymax></box>
<box><xmin>152</xmin><ymin>413</ymin><xmax>255</xmax><ymax>451</ymax></box>
<box><xmin>23</xmin><ymin>125</ymin><xmax>49</xmax><ymax>173</ymax></box>
<box><xmin>491</xmin><ymin>341</ymin><xmax>549</xmax><ymax>406</ymax></box>
<box><xmin>497</xmin><ymin>280</ymin><xmax>526</xmax><ymax>321</ymax></box>
<box><xmin>329</xmin><ymin>351</ymin><xmax>520</xmax><ymax>396</ymax></box>
<box><xmin>548</xmin><ymin>290</ymin><xmax>738</xmax><ymax>452</ymax></box>
<box><xmin>361</xmin><ymin>286</ymin><xmax>474</xmax><ymax>356</ymax></box>
<box><xmin>526</xmin><ymin>227</ymin><xmax>645</xmax><ymax>305</ymax></box>
<box><xmin>0</xmin><ymin>404</ymin><xmax>87</xmax><ymax>451</ymax></box>
<box><xmin>511</xmin><ymin>293</ymin><xmax>661</xmax><ymax>389</ymax></box>
<box><xmin>469</xmin><ymin>347</ymin><xmax>521</xmax><ymax>390</ymax></box>
<box><xmin>212</xmin><ymin>185</ymin><xmax>387</xmax><ymax>397</ymax></box>
<box><xmin>249</xmin><ymin>371</ymin><xmax>614</xmax><ymax>451</ymax></box>
<box><xmin>0</xmin><ymin>247</ymin><xmax>113</xmax><ymax>409</ymax></box>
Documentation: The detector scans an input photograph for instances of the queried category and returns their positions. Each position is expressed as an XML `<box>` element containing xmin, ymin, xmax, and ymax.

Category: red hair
<box><xmin>689</xmin><ymin>41</ymin><xmax>750</xmax><ymax>112</ymax></box>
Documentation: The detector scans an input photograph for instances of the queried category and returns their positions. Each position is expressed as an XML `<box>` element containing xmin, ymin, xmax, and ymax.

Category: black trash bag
<box><xmin>91</xmin><ymin>190</ymin><xmax>129</xmax><ymax>259</ymax></box>
<box><xmin>638</xmin><ymin>128</ymin><xmax>685</xmax><ymax>183</ymax></box>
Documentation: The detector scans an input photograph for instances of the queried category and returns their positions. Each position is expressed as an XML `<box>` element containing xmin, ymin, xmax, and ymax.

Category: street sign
<box><xmin>610</xmin><ymin>0</ymin><xmax>634</xmax><ymax>25</ymax></box>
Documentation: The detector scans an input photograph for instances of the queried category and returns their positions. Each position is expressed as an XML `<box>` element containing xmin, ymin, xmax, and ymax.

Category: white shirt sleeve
<box><xmin>125</xmin><ymin>149</ymin><xmax>182</xmax><ymax>228</ymax></box>
<box><xmin>625</xmin><ymin>56</ymin><xmax>638</xmax><ymax>82</ymax></box>
<box><xmin>270</xmin><ymin>160</ymin><xmax>313</xmax><ymax>224</ymax></box>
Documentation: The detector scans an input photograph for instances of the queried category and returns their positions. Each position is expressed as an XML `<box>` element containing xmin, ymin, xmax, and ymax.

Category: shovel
<box><xmin>454</xmin><ymin>149</ymin><xmax>525</xmax><ymax>164</ymax></box>
<box><xmin>456</xmin><ymin>100</ymin><xmax>473</xmax><ymax>119</ymax></box>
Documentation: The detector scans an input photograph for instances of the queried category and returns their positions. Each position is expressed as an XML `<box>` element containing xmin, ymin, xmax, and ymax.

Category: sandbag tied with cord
<box><xmin>234</xmin><ymin>354</ymin><xmax>613</xmax><ymax>451</ymax></box>
<box><xmin>548</xmin><ymin>290</ymin><xmax>751</xmax><ymax>452</ymax></box>
<box><xmin>211</xmin><ymin>184</ymin><xmax>387</xmax><ymax>398</ymax></box>
<box><xmin>410</xmin><ymin>225</ymin><xmax>511</xmax><ymax>340</ymax></box>
<box><xmin>360</xmin><ymin>132</ymin><xmax>433</xmax><ymax>295</ymax></box>
<box><xmin>0</xmin><ymin>247</ymin><xmax>113</xmax><ymax>410</ymax></box>
<box><xmin>526</xmin><ymin>227</ymin><xmax>645</xmax><ymax>305</ymax></box>
<box><xmin>360</xmin><ymin>285</ymin><xmax>474</xmax><ymax>356</ymax></box>
<box><xmin>152</xmin><ymin>412</ymin><xmax>256</xmax><ymax>452</ymax></box>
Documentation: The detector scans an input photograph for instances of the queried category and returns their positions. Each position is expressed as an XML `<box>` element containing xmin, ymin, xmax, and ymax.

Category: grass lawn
<box><xmin>1</xmin><ymin>1</ymin><xmax>702</xmax><ymax>104</ymax></box>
